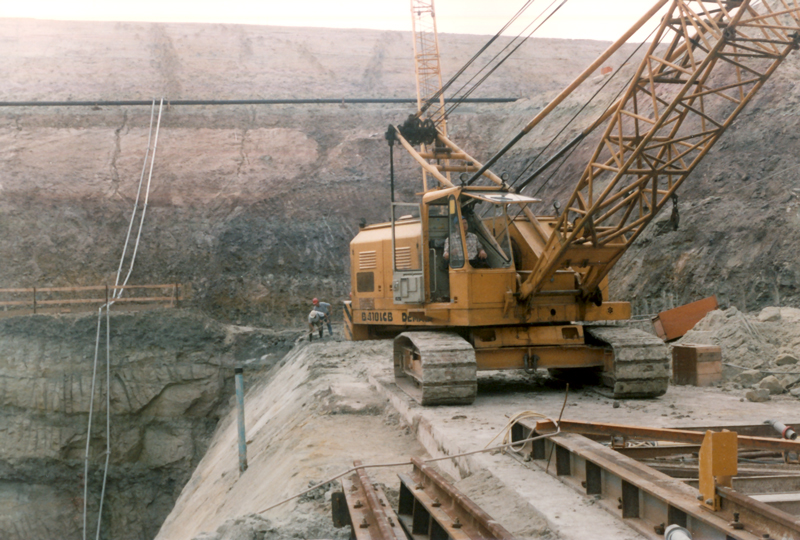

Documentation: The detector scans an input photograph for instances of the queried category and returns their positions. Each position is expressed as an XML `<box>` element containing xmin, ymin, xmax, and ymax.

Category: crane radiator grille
<box><xmin>359</xmin><ymin>251</ymin><xmax>377</xmax><ymax>270</ymax></box>
<box><xmin>395</xmin><ymin>247</ymin><xmax>412</xmax><ymax>269</ymax></box>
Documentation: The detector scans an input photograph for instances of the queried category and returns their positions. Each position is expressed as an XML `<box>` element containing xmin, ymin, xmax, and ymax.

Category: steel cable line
<box><xmin>485</xmin><ymin>68</ymin><xmax>652</xmax><ymax>241</ymax></box>
<box><xmin>475</xmin><ymin>23</ymin><xmax>662</xmax><ymax>227</ymax></box>
<box><xmin>437</xmin><ymin>0</ymin><xmax>569</xmax><ymax>123</ymax></box>
<box><xmin>416</xmin><ymin>0</ymin><xmax>538</xmax><ymax>119</ymax></box>
<box><xmin>82</xmin><ymin>98</ymin><xmax>164</xmax><ymax>540</ymax></box>
<box><xmin>512</xmin><ymin>24</ymin><xmax>660</xmax><ymax>194</ymax></box>
<box><xmin>521</xmin><ymin>26</ymin><xmax>671</xmax><ymax>209</ymax></box>
<box><xmin>425</xmin><ymin>0</ymin><xmax>549</xmax><ymax>119</ymax></box>
<box><xmin>114</xmin><ymin>98</ymin><xmax>164</xmax><ymax>300</ymax></box>
<box><xmin>113</xmin><ymin>101</ymin><xmax>156</xmax><ymax>296</ymax></box>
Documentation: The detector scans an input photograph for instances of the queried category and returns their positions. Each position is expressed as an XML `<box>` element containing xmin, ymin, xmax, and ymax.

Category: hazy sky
<box><xmin>1</xmin><ymin>1</ymin><xmax>665</xmax><ymax>41</ymax></box>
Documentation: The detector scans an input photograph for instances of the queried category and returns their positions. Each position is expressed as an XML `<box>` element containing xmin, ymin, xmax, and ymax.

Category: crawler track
<box><xmin>586</xmin><ymin>326</ymin><xmax>670</xmax><ymax>398</ymax></box>
<box><xmin>393</xmin><ymin>331</ymin><xmax>477</xmax><ymax>406</ymax></box>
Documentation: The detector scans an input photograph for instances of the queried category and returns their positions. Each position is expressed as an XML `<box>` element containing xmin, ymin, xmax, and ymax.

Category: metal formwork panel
<box><xmin>511</xmin><ymin>421</ymin><xmax>800</xmax><ymax>540</ymax></box>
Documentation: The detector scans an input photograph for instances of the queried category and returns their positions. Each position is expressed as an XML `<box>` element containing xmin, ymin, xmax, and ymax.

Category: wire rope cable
<box><xmin>417</xmin><ymin>0</ymin><xmax>538</xmax><ymax>119</ymax></box>
<box><xmin>82</xmin><ymin>97</ymin><xmax>164</xmax><ymax>540</ymax></box>
<box><xmin>472</xmin><ymin>24</ymin><xmax>659</xmax><ymax>222</ymax></box>
<box><xmin>522</xmin><ymin>24</ymin><xmax>669</xmax><ymax>206</ymax></box>
<box><xmin>490</xmin><ymin>21</ymin><xmax>669</xmax><ymax>226</ymax></box>
<box><xmin>115</xmin><ymin>97</ymin><xmax>164</xmax><ymax>300</ymax></box>
<box><xmin>511</xmin><ymin>24</ymin><xmax>659</xmax><ymax>193</ymax></box>
<box><xmin>483</xmin><ymin>410</ymin><xmax>551</xmax><ymax>453</ymax></box>
<box><xmin>440</xmin><ymin>0</ymin><xmax>569</xmax><ymax>123</ymax></box>
<box><xmin>82</xmin><ymin>311</ymin><xmax>104</xmax><ymax>540</ymax></box>
<box><xmin>94</xmin><ymin>305</ymin><xmax>111</xmax><ymax>540</ymax></box>
<box><xmin>114</xmin><ymin>100</ymin><xmax>156</xmax><ymax>300</ymax></box>
<box><xmin>113</xmin><ymin>100</ymin><xmax>155</xmax><ymax>297</ymax></box>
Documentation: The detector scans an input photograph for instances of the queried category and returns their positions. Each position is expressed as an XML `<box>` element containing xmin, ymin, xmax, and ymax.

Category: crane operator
<box><xmin>443</xmin><ymin>216</ymin><xmax>488</xmax><ymax>268</ymax></box>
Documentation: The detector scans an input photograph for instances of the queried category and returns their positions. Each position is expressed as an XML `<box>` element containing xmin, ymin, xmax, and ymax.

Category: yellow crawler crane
<box><xmin>344</xmin><ymin>0</ymin><xmax>800</xmax><ymax>405</ymax></box>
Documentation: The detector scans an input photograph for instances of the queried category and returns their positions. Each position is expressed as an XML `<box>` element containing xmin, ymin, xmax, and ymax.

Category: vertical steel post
<box><xmin>234</xmin><ymin>367</ymin><xmax>248</xmax><ymax>474</ymax></box>
<box><xmin>389</xmin><ymin>142</ymin><xmax>395</xmax><ymax>203</ymax></box>
<box><xmin>32</xmin><ymin>287</ymin><xmax>36</xmax><ymax>314</ymax></box>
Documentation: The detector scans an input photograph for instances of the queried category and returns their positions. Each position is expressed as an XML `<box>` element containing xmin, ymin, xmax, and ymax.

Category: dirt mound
<box><xmin>679</xmin><ymin>307</ymin><xmax>800</xmax><ymax>391</ymax></box>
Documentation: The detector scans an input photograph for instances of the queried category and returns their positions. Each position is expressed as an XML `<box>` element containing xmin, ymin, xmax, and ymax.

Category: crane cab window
<box><xmin>469</xmin><ymin>207</ymin><xmax>512</xmax><ymax>269</ymax></box>
<box><xmin>434</xmin><ymin>195</ymin><xmax>516</xmax><ymax>270</ymax></box>
<box><xmin>461</xmin><ymin>191</ymin><xmax>540</xmax><ymax>270</ymax></box>
<box><xmin>425</xmin><ymin>201</ymin><xmax>452</xmax><ymax>301</ymax></box>
<box><xmin>447</xmin><ymin>197</ymin><xmax>466</xmax><ymax>269</ymax></box>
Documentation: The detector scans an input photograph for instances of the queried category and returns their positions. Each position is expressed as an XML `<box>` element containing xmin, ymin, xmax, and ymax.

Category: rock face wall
<box><xmin>0</xmin><ymin>19</ymin><xmax>622</xmax><ymax>326</ymax></box>
<box><xmin>2</xmin><ymin>19</ymin><xmax>799</xmax><ymax>325</ymax></box>
<box><xmin>0</xmin><ymin>309</ymin><xmax>294</xmax><ymax>540</ymax></box>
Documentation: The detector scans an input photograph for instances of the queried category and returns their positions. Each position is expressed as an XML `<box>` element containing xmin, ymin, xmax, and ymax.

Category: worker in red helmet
<box><xmin>311</xmin><ymin>298</ymin><xmax>333</xmax><ymax>336</ymax></box>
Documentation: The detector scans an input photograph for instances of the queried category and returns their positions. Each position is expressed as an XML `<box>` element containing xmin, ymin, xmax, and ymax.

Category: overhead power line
<box><xmin>0</xmin><ymin>98</ymin><xmax>516</xmax><ymax>108</ymax></box>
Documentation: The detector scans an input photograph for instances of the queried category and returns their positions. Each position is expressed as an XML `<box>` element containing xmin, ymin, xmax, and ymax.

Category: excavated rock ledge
<box><xmin>156</xmin><ymin>339</ymin><xmax>427</xmax><ymax>540</ymax></box>
<box><xmin>0</xmin><ymin>309</ymin><xmax>295</xmax><ymax>540</ymax></box>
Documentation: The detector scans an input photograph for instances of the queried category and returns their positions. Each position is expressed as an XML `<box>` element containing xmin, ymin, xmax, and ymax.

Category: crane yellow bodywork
<box><xmin>345</xmin><ymin>0</ymin><xmax>800</xmax><ymax>405</ymax></box>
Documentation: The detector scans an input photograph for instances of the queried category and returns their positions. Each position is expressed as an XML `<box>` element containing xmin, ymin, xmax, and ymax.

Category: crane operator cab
<box><xmin>427</xmin><ymin>194</ymin><xmax>513</xmax><ymax>302</ymax></box>
<box><xmin>388</xmin><ymin>186</ymin><xmax>538</xmax><ymax>308</ymax></box>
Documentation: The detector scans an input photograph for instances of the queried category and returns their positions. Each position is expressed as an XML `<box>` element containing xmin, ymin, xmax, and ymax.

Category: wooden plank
<box><xmin>0</xmin><ymin>283</ymin><xmax>182</xmax><ymax>314</ymax></box>
<box><xmin>696</xmin><ymin>361</ymin><xmax>722</xmax><ymax>375</ymax></box>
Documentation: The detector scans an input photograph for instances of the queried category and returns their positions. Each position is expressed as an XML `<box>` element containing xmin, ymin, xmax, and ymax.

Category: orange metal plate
<box><xmin>653</xmin><ymin>295</ymin><xmax>718</xmax><ymax>341</ymax></box>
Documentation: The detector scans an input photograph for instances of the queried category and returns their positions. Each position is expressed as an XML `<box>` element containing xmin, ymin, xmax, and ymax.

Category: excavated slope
<box><xmin>0</xmin><ymin>20</ymin><xmax>636</xmax><ymax>326</ymax></box>
<box><xmin>2</xmin><ymin>20</ymin><xmax>798</xmax><ymax>324</ymax></box>
<box><xmin>0</xmin><ymin>309</ymin><xmax>295</xmax><ymax>540</ymax></box>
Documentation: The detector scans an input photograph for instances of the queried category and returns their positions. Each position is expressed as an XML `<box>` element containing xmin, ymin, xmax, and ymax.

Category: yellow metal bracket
<box><xmin>699</xmin><ymin>430</ymin><xmax>737</xmax><ymax>511</ymax></box>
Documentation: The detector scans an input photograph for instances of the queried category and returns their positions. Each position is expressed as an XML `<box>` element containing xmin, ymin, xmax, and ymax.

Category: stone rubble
<box><xmin>678</xmin><ymin>307</ymin><xmax>800</xmax><ymax>400</ymax></box>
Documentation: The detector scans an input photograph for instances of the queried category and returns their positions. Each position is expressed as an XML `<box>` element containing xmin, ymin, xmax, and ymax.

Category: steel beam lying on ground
<box><xmin>334</xmin><ymin>460</ymin><xmax>406</xmax><ymax>540</ymax></box>
<box><xmin>533</xmin><ymin>419</ymin><xmax>800</xmax><ymax>453</ymax></box>
<box><xmin>510</xmin><ymin>419</ymin><xmax>800</xmax><ymax>540</ymax></box>
<box><xmin>335</xmin><ymin>457</ymin><xmax>514</xmax><ymax>540</ymax></box>
<box><xmin>397</xmin><ymin>457</ymin><xmax>514</xmax><ymax>540</ymax></box>
<box><xmin>652</xmin><ymin>464</ymin><xmax>800</xmax><ymax>479</ymax></box>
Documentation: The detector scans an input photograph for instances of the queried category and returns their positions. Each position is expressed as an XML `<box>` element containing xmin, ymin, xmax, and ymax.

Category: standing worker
<box><xmin>308</xmin><ymin>309</ymin><xmax>326</xmax><ymax>341</ymax></box>
<box><xmin>311</xmin><ymin>298</ymin><xmax>334</xmax><ymax>336</ymax></box>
